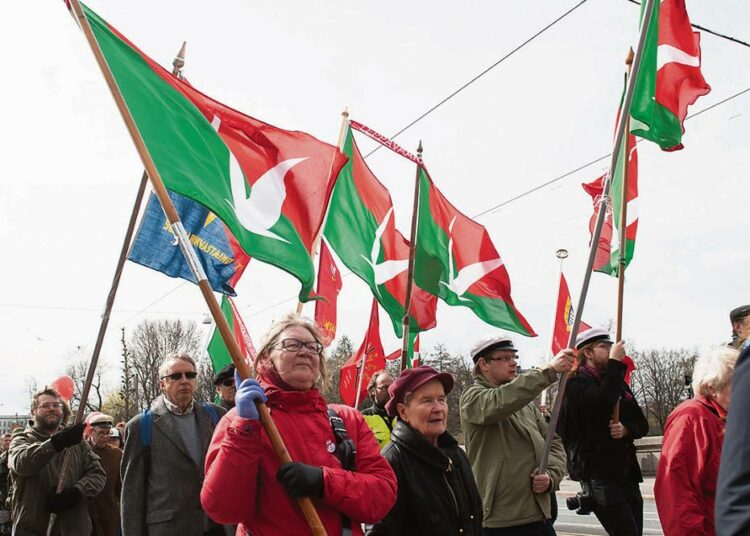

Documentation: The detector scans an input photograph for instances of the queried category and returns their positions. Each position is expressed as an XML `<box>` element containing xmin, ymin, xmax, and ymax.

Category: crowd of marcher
<box><xmin>1</xmin><ymin>305</ymin><xmax>749</xmax><ymax>535</ymax></box>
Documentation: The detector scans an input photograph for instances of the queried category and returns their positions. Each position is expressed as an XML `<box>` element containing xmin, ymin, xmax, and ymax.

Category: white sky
<box><xmin>1</xmin><ymin>1</ymin><xmax>748</xmax><ymax>414</ymax></box>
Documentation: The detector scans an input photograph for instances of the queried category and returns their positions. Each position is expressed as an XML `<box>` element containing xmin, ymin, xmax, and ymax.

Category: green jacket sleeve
<box><xmin>7</xmin><ymin>433</ymin><xmax>57</xmax><ymax>477</ymax></box>
<box><xmin>534</xmin><ymin>406</ymin><xmax>566</xmax><ymax>488</ymax></box>
<box><xmin>74</xmin><ymin>442</ymin><xmax>106</xmax><ymax>499</ymax></box>
<box><xmin>460</xmin><ymin>367</ymin><xmax>557</xmax><ymax>425</ymax></box>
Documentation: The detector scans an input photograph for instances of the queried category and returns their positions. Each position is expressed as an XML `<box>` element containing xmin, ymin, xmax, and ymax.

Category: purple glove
<box><xmin>235</xmin><ymin>372</ymin><xmax>267</xmax><ymax>420</ymax></box>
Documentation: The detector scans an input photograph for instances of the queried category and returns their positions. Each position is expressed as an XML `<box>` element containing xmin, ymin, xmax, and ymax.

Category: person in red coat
<box><xmin>201</xmin><ymin>313</ymin><xmax>397</xmax><ymax>536</ymax></box>
<box><xmin>654</xmin><ymin>346</ymin><xmax>739</xmax><ymax>536</ymax></box>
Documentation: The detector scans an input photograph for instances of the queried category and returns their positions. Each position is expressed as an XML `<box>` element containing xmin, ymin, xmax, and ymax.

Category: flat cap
<box><xmin>730</xmin><ymin>305</ymin><xmax>750</xmax><ymax>324</ymax></box>
<box><xmin>575</xmin><ymin>327</ymin><xmax>613</xmax><ymax>350</ymax></box>
<box><xmin>86</xmin><ymin>412</ymin><xmax>114</xmax><ymax>426</ymax></box>
<box><xmin>213</xmin><ymin>364</ymin><xmax>236</xmax><ymax>385</ymax></box>
<box><xmin>385</xmin><ymin>366</ymin><xmax>454</xmax><ymax>417</ymax></box>
<box><xmin>470</xmin><ymin>334</ymin><xmax>518</xmax><ymax>363</ymax></box>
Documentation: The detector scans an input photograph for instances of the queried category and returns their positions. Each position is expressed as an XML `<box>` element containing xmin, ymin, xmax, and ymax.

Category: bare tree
<box><xmin>629</xmin><ymin>347</ymin><xmax>697</xmax><ymax>434</ymax></box>
<box><xmin>123</xmin><ymin>318</ymin><xmax>202</xmax><ymax>412</ymax></box>
<box><xmin>194</xmin><ymin>356</ymin><xmax>217</xmax><ymax>404</ymax></box>
<box><xmin>321</xmin><ymin>335</ymin><xmax>354</xmax><ymax>405</ymax></box>
<box><xmin>63</xmin><ymin>346</ymin><xmax>108</xmax><ymax>415</ymax></box>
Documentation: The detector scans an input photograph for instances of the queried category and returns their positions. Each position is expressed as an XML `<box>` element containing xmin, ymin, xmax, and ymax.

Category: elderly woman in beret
<box><xmin>655</xmin><ymin>346</ymin><xmax>739</xmax><ymax>536</ymax></box>
<box><xmin>368</xmin><ymin>366</ymin><xmax>483</xmax><ymax>536</ymax></box>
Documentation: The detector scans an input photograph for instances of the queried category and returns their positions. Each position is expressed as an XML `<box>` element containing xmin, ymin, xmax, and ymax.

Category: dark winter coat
<box><xmin>560</xmin><ymin>359</ymin><xmax>649</xmax><ymax>482</ymax></box>
<box><xmin>368</xmin><ymin>420</ymin><xmax>483</xmax><ymax>536</ymax></box>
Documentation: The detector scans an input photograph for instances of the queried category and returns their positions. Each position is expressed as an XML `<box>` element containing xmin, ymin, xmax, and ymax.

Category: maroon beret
<box><xmin>384</xmin><ymin>365</ymin><xmax>454</xmax><ymax>417</ymax></box>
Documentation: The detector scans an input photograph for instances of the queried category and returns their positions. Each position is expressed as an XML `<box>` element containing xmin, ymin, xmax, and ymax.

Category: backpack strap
<box><xmin>140</xmin><ymin>408</ymin><xmax>153</xmax><ymax>483</ymax></box>
<box><xmin>327</xmin><ymin>407</ymin><xmax>356</xmax><ymax>534</ymax></box>
<box><xmin>201</xmin><ymin>402</ymin><xmax>220</xmax><ymax>426</ymax></box>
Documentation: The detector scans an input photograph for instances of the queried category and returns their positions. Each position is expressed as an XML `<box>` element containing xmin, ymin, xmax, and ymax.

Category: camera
<box><xmin>566</xmin><ymin>491</ymin><xmax>595</xmax><ymax>515</ymax></box>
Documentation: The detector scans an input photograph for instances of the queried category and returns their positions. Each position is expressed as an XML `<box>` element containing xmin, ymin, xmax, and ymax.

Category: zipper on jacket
<box><xmin>443</xmin><ymin>458</ymin><xmax>460</xmax><ymax>518</ymax></box>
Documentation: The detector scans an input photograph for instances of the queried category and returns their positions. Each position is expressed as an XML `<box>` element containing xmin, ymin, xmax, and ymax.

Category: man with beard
<box><xmin>8</xmin><ymin>388</ymin><xmax>106</xmax><ymax>535</ymax></box>
<box><xmin>362</xmin><ymin>370</ymin><xmax>395</xmax><ymax>449</ymax></box>
<box><xmin>212</xmin><ymin>364</ymin><xmax>236</xmax><ymax>411</ymax></box>
<box><xmin>121</xmin><ymin>354</ymin><xmax>230</xmax><ymax>536</ymax></box>
<box><xmin>85</xmin><ymin>413</ymin><xmax>121</xmax><ymax>536</ymax></box>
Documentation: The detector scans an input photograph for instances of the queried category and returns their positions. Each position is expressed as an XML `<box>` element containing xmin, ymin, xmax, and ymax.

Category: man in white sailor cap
<box><xmin>460</xmin><ymin>334</ymin><xmax>575</xmax><ymax>535</ymax></box>
<box><xmin>559</xmin><ymin>327</ymin><xmax>649</xmax><ymax>536</ymax></box>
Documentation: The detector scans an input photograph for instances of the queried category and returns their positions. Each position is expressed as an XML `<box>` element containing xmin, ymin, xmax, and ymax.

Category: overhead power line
<box><xmin>625</xmin><ymin>0</ymin><xmax>750</xmax><ymax>49</ymax></box>
<box><xmin>364</xmin><ymin>0</ymin><xmax>590</xmax><ymax>158</ymax></box>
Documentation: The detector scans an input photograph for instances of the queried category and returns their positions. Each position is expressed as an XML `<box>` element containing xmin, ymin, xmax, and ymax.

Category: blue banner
<box><xmin>128</xmin><ymin>192</ymin><xmax>249</xmax><ymax>295</ymax></box>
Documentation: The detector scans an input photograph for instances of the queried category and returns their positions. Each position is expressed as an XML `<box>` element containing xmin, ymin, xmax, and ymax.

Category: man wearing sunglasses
<box><xmin>121</xmin><ymin>354</ymin><xmax>231</xmax><ymax>536</ymax></box>
<box><xmin>212</xmin><ymin>364</ymin><xmax>236</xmax><ymax>411</ymax></box>
<box><xmin>7</xmin><ymin>388</ymin><xmax>106</xmax><ymax>535</ymax></box>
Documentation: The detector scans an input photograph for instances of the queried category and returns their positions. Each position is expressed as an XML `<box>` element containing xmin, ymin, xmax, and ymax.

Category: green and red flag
<box><xmin>75</xmin><ymin>4</ymin><xmax>347</xmax><ymax>300</ymax></box>
<box><xmin>314</xmin><ymin>240</ymin><xmax>343</xmax><ymax>346</ymax></box>
<box><xmin>207</xmin><ymin>295</ymin><xmax>257</xmax><ymax>371</ymax></box>
<box><xmin>324</xmin><ymin>125</ymin><xmax>437</xmax><ymax>337</ymax></box>
<box><xmin>339</xmin><ymin>300</ymin><xmax>387</xmax><ymax>408</ymax></box>
<box><xmin>413</xmin><ymin>167</ymin><xmax>536</xmax><ymax>337</ymax></box>
<box><xmin>630</xmin><ymin>0</ymin><xmax>710</xmax><ymax>151</ymax></box>
<box><xmin>583</xmin><ymin>80</ymin><xmax>639</xmax><ymax>277</ymax></box>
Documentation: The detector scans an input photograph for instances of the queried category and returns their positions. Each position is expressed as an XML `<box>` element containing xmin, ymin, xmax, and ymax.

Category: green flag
<box><xmin>78</xmin><ymin>4</ymin><xmax>346</xmax><ymax>300</ymax></box>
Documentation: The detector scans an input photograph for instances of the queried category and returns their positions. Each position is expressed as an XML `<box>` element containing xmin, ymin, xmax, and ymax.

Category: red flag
<box><xmin>623</xmin><ymin>355</ymin><xmax>636</xmax><ymax>386</ymax></box>
<box><xmin>551</xmin><ymin>273</ymin><xmax>591</xmax><ymax>355</ymax></box>
<box><xmin>339</xmin><ymin>300</ymin><xmax>386</xmax><ymax>407</ymax></box>
<box><xmin>314</xmin><ymin>241</ymin><xmax>343</xmax><ymax>346</ymax></box>
<box><xmin>227</xmin><ymin>297</ymin><xmax>257</xmax><ymax>364</ymax></box>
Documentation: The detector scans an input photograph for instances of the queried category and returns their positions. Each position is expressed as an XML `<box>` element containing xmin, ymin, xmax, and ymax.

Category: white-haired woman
<box><xmin>655</xmin><ymin>346</ymin><xmax>739</xmax><ymax>536</ymax></box>
<box><xmin>201</xmin><ymin>314</ymin><xmax>397</xmax><ymax>535</ymax></box>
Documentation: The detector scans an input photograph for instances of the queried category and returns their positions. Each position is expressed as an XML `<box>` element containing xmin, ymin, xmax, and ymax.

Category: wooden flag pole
<box><xmin>400</xmin><ymin>141</ymin><xmax>423</xmax><ymax>370</ymax></box>
<box><xmin>537</xmin><ymin>0</ymin><xmax>657</xmax><ymax>475</ymax></box>
<box><xmin>613</xmin><ymin>47</ymin><xmax>635</xmax><ymax>424</ymax></box>
<box><xmin>46</xmin><ymin>42</ymin><xmax>187</xmax><ymax>536</ymax></box>
<box><xmin>66</xmin><ymin>2</ymin><xmax>327</xmax><ymax>534</ymax></box>
<box><xmin>296</xmin><ymin>107</ymin><xmax>349</xmax><ymax>315</ymax></box>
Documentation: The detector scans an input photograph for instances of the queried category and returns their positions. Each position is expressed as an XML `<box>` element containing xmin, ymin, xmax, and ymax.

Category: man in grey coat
<box><xmin>121</xmin><ymin>354</ymin><xmax>230</xmax><ymax>536</ymax></box>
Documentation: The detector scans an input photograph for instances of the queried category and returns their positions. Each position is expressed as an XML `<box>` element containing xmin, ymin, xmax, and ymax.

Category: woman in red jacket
<box><xmin>654</xmin><ymin>346</ymin><xmax>739</xmax><ymax>536</ymax></box>
<box><xmin>201</xmin><ymin>314</ymin><xmax>397</xmax><ymax>536</ymax></box>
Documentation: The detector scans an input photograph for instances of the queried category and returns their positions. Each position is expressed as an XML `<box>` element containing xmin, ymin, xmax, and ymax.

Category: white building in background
<box><xmin>0</xmin><ymin>415</ymin><xmax>29</xmax><ymax>435</ymax></box>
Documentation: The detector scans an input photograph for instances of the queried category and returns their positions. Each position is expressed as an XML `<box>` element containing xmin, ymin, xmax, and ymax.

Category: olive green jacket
<box><xmin>459</xmin><ymin>367</ymin><xmax>566</xmax><ymax>528</ymax></box>
<box><xmin>8</xmin><ymin>425</ymin><xmax>106</xmax><ymax>536</ymax></box>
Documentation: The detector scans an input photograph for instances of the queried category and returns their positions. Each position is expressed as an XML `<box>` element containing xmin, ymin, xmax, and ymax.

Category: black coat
<box><xmin>560</xmin><ymin>359</ymin><xmax>649</xmax><ymax>482</ymax></box>
<box><xmin>368</xmin><ymin>420</ymin><xmax>483</xmax><ymax>536</ymax></box>
<box><xmin>716</xmin><ymin>344</ymin><xmax>750</xmax><ymax>536</ymax></box>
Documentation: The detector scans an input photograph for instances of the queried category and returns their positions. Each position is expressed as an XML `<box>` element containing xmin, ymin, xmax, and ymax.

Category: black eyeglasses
<box><xmin>161</xmin><ymin>371</ymin><xmax>198</xmax><ymax>381</ymax></box>
<box><xmin>220</xmin><ymin>379</ymin><xmax>235</xmax><ymax>387</ymax></box>
<box><xmin>274</xmin><ymin>338</ymin><xmax>324</xmax><ymax>355</ymax></box>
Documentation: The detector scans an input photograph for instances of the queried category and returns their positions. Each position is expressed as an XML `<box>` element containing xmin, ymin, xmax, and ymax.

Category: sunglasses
<box><xmin>161</xmin><ymin>371</ymin><xmax>198</xmax><ymax>381</ymax></box>
<box><xmin>220</xmin><ymin>379</ymin><xmax>235</xmax><ymax>387</ymax></box>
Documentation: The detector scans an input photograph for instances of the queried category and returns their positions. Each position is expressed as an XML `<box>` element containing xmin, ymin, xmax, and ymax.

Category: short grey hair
<box><xmin>692</xmin><ymin>346</ymin><xmax>739</xmax><ymax>398</ymax></box>
<box><xmin>158</xmin><ymin>354</ymin><xmax>197</xmax><ymax>378</ymax></box>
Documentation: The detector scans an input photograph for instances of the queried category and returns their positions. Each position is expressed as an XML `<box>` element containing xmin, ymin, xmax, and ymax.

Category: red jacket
<box><xmin>201</xmin><ymin>375</ymin><xmax>397</xmax><ymax>536</ymax></box>
<box><xmin>655</xmin><ymin>396</ymin><xmax>726</xmax><ymax>536</ymax></box>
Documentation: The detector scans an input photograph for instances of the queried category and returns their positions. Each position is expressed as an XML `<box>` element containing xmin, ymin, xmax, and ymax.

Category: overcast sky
<box><xmin>1</xmin><ymin>0</ymin><xmax>748</xmax><ymax>414</ymax></box>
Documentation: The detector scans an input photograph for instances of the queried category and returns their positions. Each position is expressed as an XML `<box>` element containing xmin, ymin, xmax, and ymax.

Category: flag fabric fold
<box><xmin>551</xmin><ymin>273</ymin><xmax>591</xmax><ymax>355</ymax></box>
<box><xmin>78</xmin><ymin>3</ymin><xmax>347</xmax><ymax>300</ymax></box>
<box><xmin>207</xmin><ymin>296</ymin><xmax>257</xmax><ymax>371</ymax></box>
<box><xmin>583</xmin><ymin>76</ymin><xmax>639</xmax><ymax>277</ymax></box>
<box><xmin>314</xmin><ymin>240</ymin><xmax>343</xmax><ymax>346</ymax></box>
<box><xmin>413</xmin><ymin>167</ymin><xmax>536</xmax><ymax>337</ymax></box>
<box><xmin>128</xmin><ymin>191</ymin><xmax>249</xmax><ymax>295</ymax></box>
<box><xmin>630</xmin><ymin>0</ymin><xmax>710</xmax><ymax>151</ymax></box>
<box><xmin>339</xmin><ymin>300</ymin><xmax>386</xmax><ymax>407</ymax></box>
<box><xmin>324</xmin><ymin>125</ymin><xmax>437</xmax><ymax>337</ymax></box>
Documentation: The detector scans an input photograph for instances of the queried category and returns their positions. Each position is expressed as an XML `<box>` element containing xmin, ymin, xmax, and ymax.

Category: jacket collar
<box><xmin>259</xmin><ymin>372</ymin><xmax>328</xmax><ymax>414</ymax></box>
<box><xmin>390</xmin><ymin>419</ymin><xmax>457</xmax><ymax>471</ymax></box>
<box><xmin>696</xmin><ymin>395</ymin><xmax>728</xmax><ymax>420</ymax></box>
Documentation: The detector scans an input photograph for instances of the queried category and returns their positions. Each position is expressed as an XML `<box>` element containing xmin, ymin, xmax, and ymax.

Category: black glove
<box><xmin>50</xmin><ymin>423</ymin><xmax>84</xmax><ymax>452</ymax></box>
<box><xmin>276</xmin><ymin>462</ymin><xmax>324</xmax><ymax>499</ymax></box>
<box><xmin>45</xmin><ymin>487</ymin><xmax>82</xmax><ymax>513</ymax></box>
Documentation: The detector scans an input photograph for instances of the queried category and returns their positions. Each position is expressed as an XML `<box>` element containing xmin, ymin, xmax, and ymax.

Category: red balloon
<box><xmin>50</xmin><ymin>375</ymin><xmax>75</xmax><ymax>402</ymax></box>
